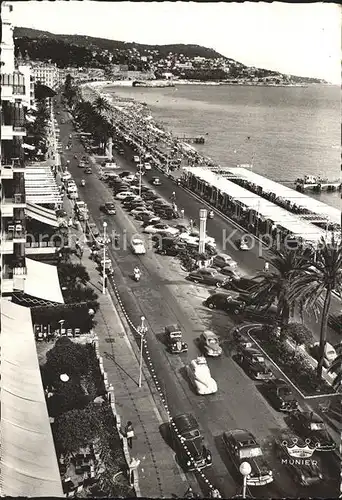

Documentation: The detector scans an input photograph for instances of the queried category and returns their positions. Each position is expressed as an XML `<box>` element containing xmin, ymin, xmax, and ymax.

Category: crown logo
<box><xmin>282</xmin><ymin>438</ymin><xmax>318</xmax><ymax>458</ymax></box>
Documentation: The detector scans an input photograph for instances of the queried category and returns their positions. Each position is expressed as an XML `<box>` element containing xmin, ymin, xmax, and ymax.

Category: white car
<box><xmin>122</xmin><ymin>174</ymin><xmax>136</xmax><ymax>183</ymax></box>
<box><xmin>61</xmin><ymin>171</ymin><xmax>72</xmax><ymax>182</ymax></box>
<box><xmin>131</xmin><ymin>238</ymin><xmax>146</xmax><ymax>255</ymax></box>
<box><xmin>144</xmin><ymin>162</ymin><xmax>152</xmax><ymax>170</ymax></box>
<box><xmin>144</xmin><ymin>223</ymin><xmax>180</xmax><ymax>235</ymax></box>
<box><xmin>213</xmin><ymin>253</ymin><xmax>238</xmax><ymax>268</ymax></box>
<box><xmin>178</xmin><ymin>232</ymin><xmax>216</xmax><ymax>248</ymax></box>
<box><xmin>133</xmin><ymin>156</ymin><xmax>140</xmax><ymax>163</ymax></box>
<box><xmin>115</xmin><ymin>191</ymin><xmax>135</xmax><ymax>200</ymax></box>
<box><xmin>187</xmin><ymin>357</ymin><xmax>218</xmax><ymax>395</ymax></box>
<box><xmin>239</xmin><ymin>239</ymin><xmax>250</xmax><ymax>251</ymax></box>
<box><xmin>130</xmin><ymin>207</ymin><xmax>152</xmax><ymax>216</ymax></box>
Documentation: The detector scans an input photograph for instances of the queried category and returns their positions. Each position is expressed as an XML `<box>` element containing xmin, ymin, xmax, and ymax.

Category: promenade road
<box><xmin>56</xmin><ymin>98</ymin><xmax>340</xmax><ymax>498</ymax></box>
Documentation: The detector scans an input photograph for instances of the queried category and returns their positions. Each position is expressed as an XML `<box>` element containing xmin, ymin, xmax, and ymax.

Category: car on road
<box><xmin>165</xmin><ymin>324</ymin><xmax>188</xmax><ymax>354</ymax></box>
<box><xmin>144</xmin><ymin>223</ymin><xmax>179</xmax><ymax>235</ymax></box>
<box><xmin>274</xmin><ymin>433</ymin><xmax>323</xmax><ymax>486</ymax></box>
<box><xmin>171</xmin><ymin>413</ymin><xmax>212</xmax><ymax>471</ymax></box>
<box><xmin>61</xmin><ymin>171</ymin><xmax>72</xmax><ymax>182</ymax></box>
<box><xmin>84</xmin><ymin>167</ymin><xmax>92</xmax><ymax>174</ymax></box>
<box><xmin>118</xmin><ymin>171</ymin><xmax>131</xmax><ymax>178</ymax></box>
<box><xmin>150</xmin><ymin>176</ymin><xmax>162</xmax><ymax>186</ymax></box>
<box><xmin>188</xmin><ymin>268</ymin><xmax>229</xmax><ymax>288</ymax></box>
<box><xmin>156</xmin><ymin>237</ymin><xmax>187</xmax><ymax>256</ymax></box>
<box><xmin>204</xmin><ymin>292</ymin><xmax>244</xmax><ymax>313</ymax></box>
<box><xmin>115</xmin><ymin>191</ymin><xmax>135</xmax><ymax>200</ymax></box>
<box><xmin>78</xmin><ymin>162</ymin><xmax>85</xmax><ymax>168</ymax></box>
<box><xmin>235</xmin><ymin>346</ymin><xmax>274</xmax><ymax>380</ymax></box>
<box><xmin>263</xmin><ymin>379</ymin><xmax>299</xmax><ymax>412</ymax></box>
<box><xmin>133</xmin><ymin>156</ymin><xmax>140</xmax><ymax>163</ymax></box>
<box><xmin>287</xmin><ymin>411</ymin><xmax>336</xmax><ymax>451</ymax></box>
<box><xmin>131</xmin><ymin>238</ymin><xmax>146</xmax><ymax>255</ymax></box>
<box><xmin>144</xmin><ymin>162</ymin><xmax>152</xmax><ymax>170</ymax></box>
<box><xmin>223</xmin><ymin>429</ymin><xmax>273</xmax><ymax>486</ymax></box>
<box><xmin>212</xmin><ymin>253</ymin><xmax>237</xmax><ymax>269</ymax></box>
<box><xmin>199</xmin><ymin>331</ymin><xmax>222</xmax><ymax>357</ymax></box>
<box><xmin>100</xmin><ymin>202</ymin><xmax>116</xmax><ymax>215</ymax></box>
<box><xmin>187</xmin><ymin>356</ymin><xmax>218</xmax><ymax>395</ymax></box>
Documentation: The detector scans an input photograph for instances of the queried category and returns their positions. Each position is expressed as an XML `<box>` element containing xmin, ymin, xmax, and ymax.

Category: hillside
<box><xmin>13</xmin><ymin>27</ymin><xmax>325</xmax><ymax>84</ymax></box>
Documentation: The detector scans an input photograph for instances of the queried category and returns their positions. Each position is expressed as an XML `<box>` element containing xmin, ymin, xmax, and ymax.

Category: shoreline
<box><xmin>84</xmin><ymin>80</ymin><xmax>334</xmax><ymax>89</ymax></box>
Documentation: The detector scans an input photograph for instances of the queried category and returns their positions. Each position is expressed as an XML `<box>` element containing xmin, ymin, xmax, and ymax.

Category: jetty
<box><xmin>175</xmin><ymin>136</ymin><xmax>205</xmax><ymax>145</ymax></box>
<box><xmin>295</xmin><ymin>177</ymin><xmax>341</xmax><ymax>193</ymax></box>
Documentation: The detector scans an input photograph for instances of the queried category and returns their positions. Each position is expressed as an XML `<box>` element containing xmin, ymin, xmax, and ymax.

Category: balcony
<box><xmin>1</xmin><ymin>195</ymin><xmax>26</xmax><ymax>216</ymax></box>
<box><xmin>0</xmin><ymin>158</ymin><xmax>26</xmax><ymax>179</ymax></box>
<box><xmin>2</xmin><ymin>265</ymin><xmax>27</xmax><ymax>294</ymax></box>
<box><xmin>25</xmin><ymin>239</ymin><xmax>63</xmax><ymax>255</ymax></box>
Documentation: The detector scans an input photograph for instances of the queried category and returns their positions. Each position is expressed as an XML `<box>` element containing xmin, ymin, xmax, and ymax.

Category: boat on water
<box><xmin>132</xmin><ymin>80</ymin><xmax>175</xmax><ymax>88</ymax></box>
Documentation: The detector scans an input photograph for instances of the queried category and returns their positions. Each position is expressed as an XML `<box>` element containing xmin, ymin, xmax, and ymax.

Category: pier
<box><xmin>295</xmin><ymin>180</ymin><xmax>341</xmax><ymax>193</ymax></box>
<box><xmin>175</xmin><ymin>136</ymin><xmax>205</xmax><ymax>145</ymax></box>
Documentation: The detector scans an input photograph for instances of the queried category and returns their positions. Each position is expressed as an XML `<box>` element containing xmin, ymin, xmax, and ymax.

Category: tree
<box><xmin>64</xmin><ymin>283</ymin><xmax>99</xmax><ymax>305</ymax></box>
<box><xmin>46</xmin><ymin>337</ymin><xmax>91</xmax><ymax>379</ymax></box>
<box><xmin>58</xmin><ymin>262</ymin><xmax>90</xmax><ymax>289</ymax></box>
<box><xmin>93</xmin><ymin>96</ymin><xmax>111</xmax><ymax>116</ymax></box>
<box><xmin>249</xmin><ymin>247</ymin><xmax>306</xmax><ymax>328</ymax></box>
<box><xmin>288</xmin><ymin>236</ymin><xmax>342</xmax><ymax>378</ymax></box>
<box><xmin>54</xmin><ymin>404</ymin><xmax>100</xmax><ymax>454</ymax></box>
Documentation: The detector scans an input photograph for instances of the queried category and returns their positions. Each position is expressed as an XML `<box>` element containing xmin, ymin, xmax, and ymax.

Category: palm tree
<box><xmin>249</xmin><ymin>247</ymin><xmax>306</xmax><ymax>328</ymax></box>
<box><xmin>288</xmin><ymin>236</ymin><xmax>342</xmax><ymax>378</ymax></box>
<box><xmin>93</xmin><ymin>96</ymin><xmax>111</xmax><ymax>117</ymax></box>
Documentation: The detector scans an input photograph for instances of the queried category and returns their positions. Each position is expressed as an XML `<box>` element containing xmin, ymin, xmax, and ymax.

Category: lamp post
<box><xmin>102</xmin><ymin>221</ymin><xmax>107</xmax><ymax>295</ymax></box>
<box><xmin>199</xmin><ymin>209</ymin><xmax>208</xmax><ymax>254</ymax></box>
<box><xmin>137</xmin><ymin>316</ymin><xmax>147</xmax><ymax>388</ymax></box>
<box><xmin>138</xmin><ymin>165</ymin><xmax>143</xmax><ymax>198</ymax></box>
<box><xmin>239</xmin><ymin>461</ymin><xmax>251</xmax><ymax>499</ymax></box>
<box><xmin>58</xmin><ymin>319</ymin><xmax>65</xmax><ymax>337</ymax></box>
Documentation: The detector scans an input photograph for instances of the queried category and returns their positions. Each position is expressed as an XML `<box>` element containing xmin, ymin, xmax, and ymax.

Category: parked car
<box><xmin>165</xmin><ymin>324</ymin><xmax>188</xmax><ymax>354</ymax></box>
<box><xmin>151</xmin><ymin>176</ymin><xmax>162</xmax><ymax>186</ymax></box>
<box><xmin>229</xmin><ymin>277</ymin><xmax>260</xmax><ymax>294</ymax></box>
<box><xmin>144</xmin><ymin>162</ymin><xmax>152</xmax><ymax>170</ymax></box>
<box><xmin>274</xmin><ymin>434</ymin><xmax>323</xmax><ymax>486</ymax></box>
<box><xmin>61</xmin><ymin>171</ymin><xmax>72</xmax><ymax>182</ymax></box>
<box><xmin>131</xmin><ymin>238</ymin><xmax>146</xmax><ymax>255</ymax></box>
<box><xmin>115</xmin><ymin>191</ymin><xmax>135</xmax><ymax>200</ymax></box>
<box><xmin>213</xmin><ymin>253</ymin><xmax>237</xmax><ymax>269</ymax></box>
<box><xmin>243</xmin><ymin>303</ymin><xmax>279</xmax><ymax>324</ymax></box>
<box><xmin>78</xmin><ymin>162</ymin><xmax>85</xmax><ymax>168</ymax></box>
<box><xmin>188</xmin><ymin>268</ymin><xmax>230</xmax><ymax>288</ymax></box>
<box><xmin>156</xmin><ymin>237</ymin><xmax>187</xmax><ymax>256</ymax></box>
<box><xmin>144</xmin><ymin>223</ymin><xmax>179</xmax><ymax>235</ymax></box>
<box><xmin>178</xmin><ymin>232</ymin><xmax>216</xmax><ymax>248</ymax></box>
<box><xmin>133</xmin><ymin>156</ymin><xmax>140</xmax><ymax>163</ymax></box>
<box><xmin>135</xmin><ymin>210</ymin><xmax>156</xmax><ymax>221</ymax></box>
<box><xmin>204</xmin><ymin>292</ymin><xmax>245</xmax><ymax>313</ymax></box>
<box><xmin>199</xmin><ymin>331</ymin><xmax>222</xmax><ymax>357</ymax></box>
<box><xmin>84</xmin><ymin>167</ymin><xmax>92</xmax><ymax>174</ymax></box>
<box><xmin>236</xmin><ymin>237</ymin><xmax>252</xmax><ymax>250</ymax></box>
<box><xmin>220</xmin><ymin>266</ymin><xmax>241</xmax><ymax>280</ymax></box>
<box><xmin>170</xmin><ymin>413</ymin><xmax>212</xmax><ymax>471</ymax></box>
<box><xmin>263</xmin><ymin>379</ymin><xmax>299</xmax><ymax>412</ymax></box>
<box><xmin>142</xmin><ymin>216</ymin><xmax>161</xmax><ymax>228</ymax></box>
<box><xmin>186</xmin><ymin>357</ymin><xmax>218</xmax><ymax>395</ymax></box>
<box><xmin>235</xmin><ymin>346</ymin><xmax>274</xmax><ymax>380</ymax></box>
<box><xmin>287</xmin><ymin>411</ymin><xmax>336</xmax><ymax>451</ymax></box>
<box><xmin>119</xmin><ymin>171</ymin><xmax>131</xmax><ymax>178</ymax></box>
<box><xmin>130</xmin><ymin>207</ymin><xmax>152</xmax><ymax>216</ymax></box>
<box><xmin>310</xmin><ymin>341</ymin><xmax>337</xmax><ymax>368</ymax></box>
<box><xmin>142</xmin><ymin>191</ymin><xmax>159</xmax><ymax>201</ymax></box>
<box><xmin>223</xmin><ymin>429</ymin><xmax>273</xmax><ymax>486</ymax></box>
<box><xmin>100</xmin><ymin>202</ymin><xmax>116</xmax><ymax>215</ymax></box>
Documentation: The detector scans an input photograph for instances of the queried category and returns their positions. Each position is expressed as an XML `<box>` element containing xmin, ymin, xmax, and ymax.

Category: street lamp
<box><xmin>138</xmin><ymin>165</ymin><xmax>143</xmax><ymax>197</ymax></box>
<box><xmin>137</xmin><ymin>316</ymin><xmax>147</xmax><ymax>388</ymax></box>
<box><xmin>58</xmin><ymin>319</ymin><xmax>65</xmax><ymax>336</ymax></box>
<box><xmin>239</xmin><ymin>461</ymin><xmax>251</xmax><ymax>499</ymax></box>
<box><xmin>102</xmin><ymin>221</ymin><xmax>108</xmax><ymax>295</ymax></box>
<box><xmin>199</xmin><ymin>209</ymin><xmax>208</xmax><ymax>254</ymax></box>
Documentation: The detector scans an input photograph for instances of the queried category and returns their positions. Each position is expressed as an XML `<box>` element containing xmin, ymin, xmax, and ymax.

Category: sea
<box><xmin>104</xmin><ymin>84</ymin><xmax>341</xmax><ymax>210</ymax></box>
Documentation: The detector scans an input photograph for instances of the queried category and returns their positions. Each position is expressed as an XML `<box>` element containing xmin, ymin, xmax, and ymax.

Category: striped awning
<box><xmin>25</xmin><ymin>165</ymin><xmax>62</xmax><ymax>205</ymax></box>
<box><xmin>26</xmin><ymin>202</ymin><xmax>59</xmax><ymax>227</ymax></box>
<box><xmin>0</xmin><ymin>300</ymin><xmax>63</xmax><ymax>497</ymax></box>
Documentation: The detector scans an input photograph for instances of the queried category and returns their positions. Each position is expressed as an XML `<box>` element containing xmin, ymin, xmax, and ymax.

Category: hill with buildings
<box><xmin>14</xmin><ymin>27</ymin><xmax>325</xmax><ymax>84</ymax></box>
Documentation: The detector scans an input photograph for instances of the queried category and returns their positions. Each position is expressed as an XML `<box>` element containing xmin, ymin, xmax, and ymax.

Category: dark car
<box><xmin>274</xmin><ymin>433</ymin><xmax>323</xmax><ymax>486</ymax></box>
<box><xmin>204</xmin><ymin>292</ymin><xmax>244</xmax><ymax>313</ymax></box>
<box><xmin>118</xmin><ymin>171</ymin><xmax>131</xmax><ymax>178</ymax></box>
<box><xmin>100</xmin><ymin>202</ymin><xmax>116</xmax><ymax>215</ymax></box>
<box><xmin>223</xmin><ymin>429</ymin><xmax>273</xmax><ymax>486</ymax></box>
<box><xmin>171</xmin><ymin>413</ymin><xmax>212</xmax><ymax>471</ymax></box>
<box><xmin>84</xmin><ymin>167</ymin><xmax>92</xmax><ymax>174</ymax></box>
<box><xmin>236</xmin><ymin>346</ymin><xmax>274</xmax><ymax>380</ymax></box>
<box><xmin>113</xmin><ymin>184</ymin><xmax>131</xmax><ymax>194</ymax></box>
<box><xmin>150</xmin><ymin>177</ymin><xmax>162</xmax><ymax>186</ymax></box>
<box><xmin>156</xmin><ymin>237</ymin><xmax>187</xmax><ymax>256</ymax></box>
<box><xmin>244</xmin><ymin>304</ymin><xmax>279</xmax><ymax>324</ymax></box>
<box><xmin>142</xmin><ymin>190</ymin><xmax>159</xmax><ymax>200</ymax></box>
<box><xmin>134</xmin><ymin>210</ymin><xmax>155</xmax><ymax>221</ymax></box>
<box><xmin>287</xmin><ymin>411</ymin><xmax>336</xmax><ymax>451</ymax></box>
<box><xmin>263</xmin><ymin>378</ymin><xmax>299</xmax><ymax>412</ymax></box>
<box><xmin>165</xmin><ymin>324</ymin><xmax>188</xmax><ymax>354</ymax></box>
<box><xmin>188</xmin><ymin>268</ymin><xmax>229</xmax><ymax>288</ymax></box>
<box><xmin>229</xmin><ymin>277</ymin><xmax>260</xmax><ymax>294</ymax></box>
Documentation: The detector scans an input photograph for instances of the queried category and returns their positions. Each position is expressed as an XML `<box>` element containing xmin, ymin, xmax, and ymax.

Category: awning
<box><xmin>26</xmin><ymin>202</ymin><xmax>59</xmax><ymax>227</ymax></box>
<box><xmin>25</xmin><ymin>165</ymin><xmax>62</xmax><ymax>205</ymax></box>
<box><xmin>0</xmin><ymin>300</ymin><xmax>63</xmax><ymax>497</ymax></box>
<box><xmin>21</xmin><ymin>258</ymin><xmax>64</xmax><ymax>304</ymax></box>
<box><xmin>23</xmin><ymin>143</ymin><xmax>36</xmax><ymax>150</ymax></box>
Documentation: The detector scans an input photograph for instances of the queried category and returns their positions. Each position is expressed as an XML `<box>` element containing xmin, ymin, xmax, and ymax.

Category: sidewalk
<box><xmin>62</xmin><ymin>197</ymin><xmax>189</xmax><ymax>498</ymax></box>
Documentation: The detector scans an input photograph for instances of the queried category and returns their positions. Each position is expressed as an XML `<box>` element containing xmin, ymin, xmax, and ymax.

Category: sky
<box><xmin>10</xmin><ymin>1</ymin><xmax>341</xmax><ymax>83</ymax></box>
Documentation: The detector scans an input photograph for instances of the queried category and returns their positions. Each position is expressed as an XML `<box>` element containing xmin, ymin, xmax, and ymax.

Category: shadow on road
<box><xmin>103</xmin><ymin>351</ymin><xmax>138</xmax><ymax>386</ymax></box>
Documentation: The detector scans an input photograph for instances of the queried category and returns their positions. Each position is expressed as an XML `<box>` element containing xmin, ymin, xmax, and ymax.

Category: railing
<box><xmin>25</xmin><ymin>241</ymin><xmax>63</xmax><ymax>248</ymax></box>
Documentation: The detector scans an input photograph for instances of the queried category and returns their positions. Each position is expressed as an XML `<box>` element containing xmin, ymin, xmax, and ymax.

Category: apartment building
<box><xmin>30</xmin><ymin>61</ymin><xmax>61</xmax><ymax>90</ymax></box>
